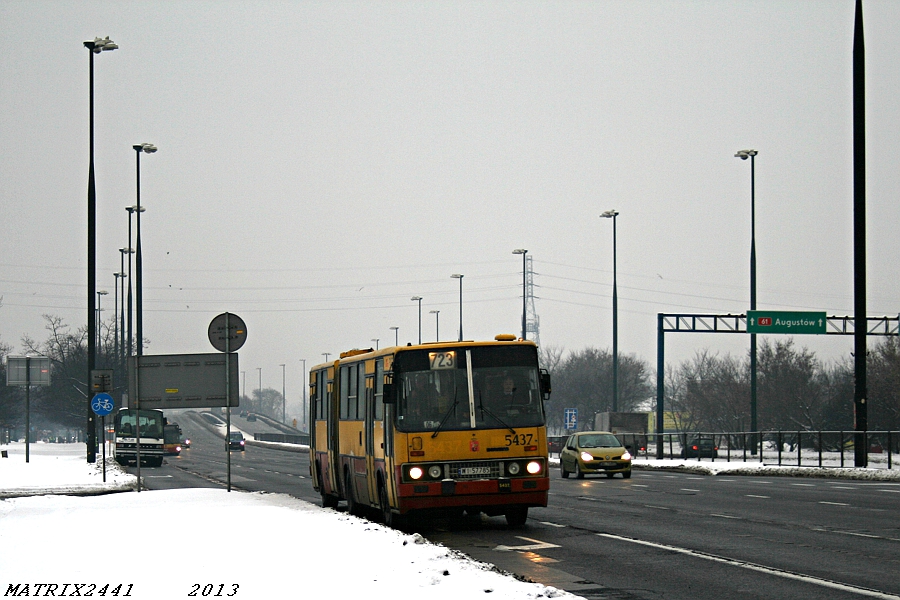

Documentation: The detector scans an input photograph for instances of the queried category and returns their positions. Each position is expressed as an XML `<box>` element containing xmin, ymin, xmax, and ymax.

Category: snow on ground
<box><xmin>3</xmin><ymin>438</ymin><xmax>897</xmax><ymax>599</ymax></box>
<box><xmin>0</xmin><ymin>442</ymin><xmax>579</xmax><ymax>600</ymax></box>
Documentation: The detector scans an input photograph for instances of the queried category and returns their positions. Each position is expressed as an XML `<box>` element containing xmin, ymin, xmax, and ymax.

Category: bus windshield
<box><xmin>394</xmin><ymin>345</ymin><xmax>545</xmax><ymax>432</ymax></box>
<box><xmin>116</xmin><ymin>410</ymin><xmax>164</xmax><ymax>438</ymax></box>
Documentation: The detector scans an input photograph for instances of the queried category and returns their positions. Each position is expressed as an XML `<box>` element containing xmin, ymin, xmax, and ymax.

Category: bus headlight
<box><xmin>409</xmin><ymin>466</ymin><xmax>424</xmax><ymax>480</ymax></box>
<box><xmin>507</xmin><ymin>462</ymin><xmax>521</xmax><ymax>475</ymax></box>
<box><xmin>428</xmin><ymin>465</ymin><xmax>442</xmax><ymax>479</ymax></box>
<box><xmin>526</xmin><ymin>461</ymin><xmax>542</xmax><ymax>475</ymax></box>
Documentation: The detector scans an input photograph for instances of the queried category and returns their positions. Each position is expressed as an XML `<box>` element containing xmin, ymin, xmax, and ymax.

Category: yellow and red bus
<box><xmin>309</xmin><ymin>335</ymin><xmax>551</xmax><ymax>528</ymax></box>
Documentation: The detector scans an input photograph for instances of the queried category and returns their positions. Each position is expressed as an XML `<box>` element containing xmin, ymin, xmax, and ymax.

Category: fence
<box><xmin>615</xmin><ymin>430</ymin><xmax>898</xmax><ymax>470</ymax></box>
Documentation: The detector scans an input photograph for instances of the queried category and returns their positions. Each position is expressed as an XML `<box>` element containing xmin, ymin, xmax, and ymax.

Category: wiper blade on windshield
<box><xmin>477</xmin><ymin>392</ymin><xmax>516</xmax><ymax>435</ymax></box>
<box><xmin>430</xmin><ymin>388</ymin><xmax>459</xmax><ymax>439</ymax></box>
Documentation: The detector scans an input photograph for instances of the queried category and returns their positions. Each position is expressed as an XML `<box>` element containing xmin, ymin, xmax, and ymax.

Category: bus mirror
<box><xmin>540</xmin><ymin>369</ymin><xmax>551</xmax><ymax>400</ymax></box>
<box><xmin>382</xmin><ymin>382</ymin><xmax>395</xmax><ymax>403</ymax></box>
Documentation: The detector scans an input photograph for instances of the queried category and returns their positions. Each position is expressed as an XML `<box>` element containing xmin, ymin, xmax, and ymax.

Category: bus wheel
<box><xmin>318</xmin><ymin>467</ymin><xmax>339</xmax><ymax>509</ymax></box>
<box><xmin>379</xmin><ymin>485</ymin><xmax>405</xmax><ymax>530</ymax></box>
<box><xmin>505</xmin><ymin>506</ymin><xmax>528</xmax><ymax>527</ymax></box>
<box><xmin>345</xmin><ymin>471</ymin><xmax>361</xmax><ymax>516</ymax></box>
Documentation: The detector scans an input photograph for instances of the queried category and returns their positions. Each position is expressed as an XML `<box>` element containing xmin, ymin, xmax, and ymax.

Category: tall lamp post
<box><xmin>735</xmin><ymin>149</ymin><xmax>758</xmax><ymax>450</ymax></box>
<box><xmin>451</xmin><ymin>274</ymin><xmax>464</xmax><ymax>341</ymax></box>
<box><xmin>300</xmin><ymin>358</ymin><xmax>307</xmax><ymax>431</ymax></box>
<box><xmin>280</xmin><ymin>363</ymin><xmax>286</xmax><ymax>423</ymax></box>
<box><xmin>512</xmin><ymin>249</ymin><xmax>528</xmax><ymax>339</ymax></box>
<box><xmin>371</xmin><ymin>338</ymin><xmax>379</xmax><ymax>350</ymax></box>
<box><xmin>96</xmin><ymin>290</ymin><xmax>108</xmax><ymax>355</ymax></box>
<box><xmin>117</xmin><ymin>247</ymin><xmax>129</xmax><ymax>376</ymax></box>
<box><xmin>84</xmin><ymin>35</ymin><xmax>117</xmax><ymax>464</ymax></box>
<box><xmin>133</xmin><ymin>143</ymin><xmax>157</xmax><ymax>356</ymax></box>
<box><xmin>390</xmin><ymin>326</ymin><xmax>399</xmax><ymax>346</ymax></box>
<box><xmin>600</xmin><ymin>210</ymin><xmax>619</xmax><ymax>412</ymax></box>
<box><xmin>124</xmin><ymin>209</ymin><xmax>138</xmax><ymax>359</ymax></box>
<box><xmin>430</xmin><ymin>310</ymin><xmax>440</xmax><ymax>342</ymax></box>
<box><xmin>113</xmin><ymin>272</ymin><xmax>123</xmax><ymax>380</ymax></box>
<box><xmin>257</xmin><ymin>367</ymin><xmax>262</xmax><ymax>414</ymax></box>
<box><xmin>410</xmin><ymin>296</ymin><xmax>422</xmax><ymax>344</ymax></box>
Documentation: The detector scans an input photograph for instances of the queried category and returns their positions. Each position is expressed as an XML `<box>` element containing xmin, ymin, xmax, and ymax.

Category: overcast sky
<box><xmin>2</xmin><ymin>1</ymin><xmax>898</xmax><ymax>409</ymax></box>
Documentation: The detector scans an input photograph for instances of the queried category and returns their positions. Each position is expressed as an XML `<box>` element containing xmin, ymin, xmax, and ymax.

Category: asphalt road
<box><xmin>130</xmin><ymin>412</ymin><xmax>900</xmax><ymax>600</ymax></box>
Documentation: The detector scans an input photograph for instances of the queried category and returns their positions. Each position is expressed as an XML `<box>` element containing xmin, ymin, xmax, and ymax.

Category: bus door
<box><xmin>365</xmin><ymin>359</ymin><xmax>386</xmax><ymax>506</ymax></box>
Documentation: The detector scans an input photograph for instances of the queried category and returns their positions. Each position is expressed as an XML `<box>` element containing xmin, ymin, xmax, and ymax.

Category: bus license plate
<box><xmin>459</xmin><ymin>466</ymin><xmax>490</xmax><ymax>476</ymax></box>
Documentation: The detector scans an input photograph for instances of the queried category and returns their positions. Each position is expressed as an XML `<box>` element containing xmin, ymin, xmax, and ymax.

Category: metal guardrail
<box><xmin>615</xmin><ymin>430</ymin><xmax>898</xmax><ymax>470</ymax></box>
<box><xmin>252</xmin><ymin>432</ymin><xmax>309</xmax><ymax>445</ymax></box>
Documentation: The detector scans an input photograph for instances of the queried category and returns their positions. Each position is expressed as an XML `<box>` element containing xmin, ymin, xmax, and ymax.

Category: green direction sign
<box><xmin>747</xmin><ymin>311</ymin><xmax>827</xmax><ymax>334</ymax></box>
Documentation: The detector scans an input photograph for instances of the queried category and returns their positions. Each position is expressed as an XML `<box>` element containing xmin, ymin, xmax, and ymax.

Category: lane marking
<box><xmin>539</xmin><ymin>521</ymin><xmax>567</xmax><ymax>528</ymax></box>
<box><xmin>596</xmin><ymin>532</ymin><xmax>900</xmax><ymax>599</ymax></box>
<box><xmin>745</xmin><ymin>494</ymin><xmax>770</xmax><ymax>499</ymax></box>
<box><xmin>710</xmin><ymin>514</ymin><xmax>741</xmax><ymax>519</ymax></box>
<box><xmin>681</xmin><ymin>488</ymin><xmax>700</xmax><ymax>492</ymax></box>
<box><xmin>494</xmin><ymin>536</ymin><xmax>561</xmax><ymax>552</ymax></box>
<box><xmin>820</xmin><ymin>501</ymin><xmax>850</xmax><ymax>506</ymax></box>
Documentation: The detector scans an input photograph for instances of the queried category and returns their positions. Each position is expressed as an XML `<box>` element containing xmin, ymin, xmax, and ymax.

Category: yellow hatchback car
<box><xmin>560</xmin><ymin>431</ymin><xmax>632</xmax><ymax>479</ymax></box>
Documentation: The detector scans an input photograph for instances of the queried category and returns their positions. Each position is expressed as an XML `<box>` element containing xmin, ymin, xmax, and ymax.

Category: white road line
<box><xmin>596</xmin><ymin>532</ymin><xmax>900</xmax><ymax>599</ymax></box>
<box><xmin>539</xmin><ymin>521</ymin><xmax>567</xmax><ymax>528</ymax></box>
<box><xmin>494</xmin><ymin>536</ymin><xmax>562</xmax><ymax>552</ymax></box>
<box><xmin>820</xmin><ymin>501</ymin><xmax>850</xmax><ymax>506</ymax></box>
<box><xmin>681</xmin><ymin>489</ymin><xmax>701</xmax><ymax>492</ymax></box>
<box><xmin>745</xmin><ymin>494</ymin><xmax>770</xmax><ymax>499</ymax></box>
<box><xmin>710</xmin><ymin>514</ymin><xmax>741</xmax><ymax>519</ymax></box>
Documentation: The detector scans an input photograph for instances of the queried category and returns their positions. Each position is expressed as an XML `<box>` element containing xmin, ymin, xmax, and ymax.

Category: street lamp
<box><xmin>96</xmin><ymin>290</ymin><xmax>108</xmax><ymax>356</ymax></box>
<box><xmin>390</xmin><ymin>326</ymin><xmax>399</xmax><ymax>346</ymax></box>
<box><xmin>410</xmin><ymin>296</ymin><xmax>422</xmax><ymax>344</ymax></box>
<box><xmin>280</xmin><ymin>364</ymin><xmax>286</xmax><ymax>423</ymax></box>
<box><xmin>300</xmin><ymin>358</ymin><xmax>307</xmax><ymax>431</ymax></box>
<box><xmin>84</xmin><ymin>35</ymin><xmax>117</xmax><ymax>464</ymax></box>
<box><xmin>117</xmin><ymin>247</ymin><xmax>129</xmax><ymax>374</ymax></box>
<box><xmin>257</xmin><ymin>367</ymin><xmax>262</xmax><ymax>414</ymax></box>
<box><xmin>512</xmin><ymin>249</ymin><xmax>528</xmax><ymax>339</ymax></box>
<box><xmin>600</xmin><ymin>210</ymin><xmax>619</xmax><ymax>412</ymax></box>
<box><xmin>322</xmin><ymin>352</ymin><xmax>330</xmax><ymax>362</ymax></box>
<box><xmin>735</xmin><ymin>149</ymin><xmax>759</xmax><ymax>449</ymax></box>
<box><xmin>113</xmin><ymin>271</ymin><xmax>124</xmax><ymax>379</ymax></box>
<box><xmin>430</xmin><ymin>310</ymin><xmax>440</xmax><ymax>342</ymax></box>
<box><xmin>451</xmin><ymin>274</ymin><xmax>464</xmax><ymax>341</ymax></box>
<box><xmin>133</xmin><ymin>143</ymin><xmax>157</xmax><ymax>356</ymax></box>
<box><xmin>371</xmin><ymin>338</ymin><xmax>379</xmax><ymax>350</ymax></box>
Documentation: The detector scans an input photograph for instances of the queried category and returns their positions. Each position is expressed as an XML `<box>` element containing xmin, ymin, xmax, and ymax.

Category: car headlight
<box><xmin>622</xmin><ymin>451</ymin><xmax>632</xmax><ymax>461</ymax></box>
<box><xmin>507</xmin><ymin>462</ymin><xmax>521</xmax><ymax>475</ymax></box>
<box><xmin>580</xmin><ymin>451</ymin><xmax>593</xmax><ymax>462</ymax></box>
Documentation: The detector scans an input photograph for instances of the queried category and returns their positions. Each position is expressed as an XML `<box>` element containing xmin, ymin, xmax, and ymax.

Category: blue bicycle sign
<box><xmin>91</xmin><ymin>393</ymin><xmax>115</xmax><ymax>416</ymax></box>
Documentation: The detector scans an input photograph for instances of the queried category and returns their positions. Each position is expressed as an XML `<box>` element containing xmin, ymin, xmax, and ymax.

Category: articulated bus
<box><xmin>163</xmin><ymin>422</ymin><xmax>183</xmax><ymax>456</ymax></box>
<box><xmin>309</xmin><ymin>335</ymin><xmax>551</xmax><ymax>528</ymax></box>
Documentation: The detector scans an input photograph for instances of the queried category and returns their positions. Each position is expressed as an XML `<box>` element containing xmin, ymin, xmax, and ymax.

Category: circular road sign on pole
<box><xmin>209</xmin><ymin>312</ymin><xmax>247</xmax><ymax>353</ymax></box>
<box><xmin>91</xmin><ymin>392</ymin><xmax>115</xmax><ymax>416</ymax></box>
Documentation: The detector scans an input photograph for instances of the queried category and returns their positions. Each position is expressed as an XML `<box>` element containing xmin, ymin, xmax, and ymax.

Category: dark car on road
<box><xmin>548</xmin><ymin>436</ymin><xmax>567</xmax><ymax>456</ymax></box>
<box><xmin>228</xmin><ymin>431</ymin><xmax>245</xmax><ymax>451</ymax></box>
<box><xmin>681</xmin><ymin>436</ymin><xmax>718</xmax><ymax>458</ymax></box>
